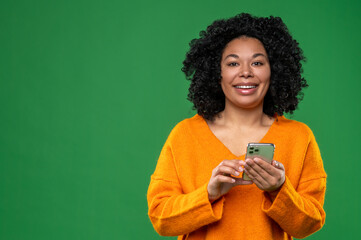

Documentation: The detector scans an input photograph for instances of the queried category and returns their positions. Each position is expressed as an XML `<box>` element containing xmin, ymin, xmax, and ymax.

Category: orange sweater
<box><xmin>147</xmin><ymin>114</ymin><xmax>326</xmax><ymax>239</ymax></box>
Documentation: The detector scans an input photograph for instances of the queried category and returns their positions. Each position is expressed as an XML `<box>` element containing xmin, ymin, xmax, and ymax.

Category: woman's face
<box><xmin>220</xmin><ymin>37</ymin><xmax>271</xmax><ymax>111</ymax></box>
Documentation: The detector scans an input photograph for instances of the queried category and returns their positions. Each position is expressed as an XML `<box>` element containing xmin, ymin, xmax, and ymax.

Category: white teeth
<box><xmin>235</xmin><ymin>85</ymin><xmax>257</xmax><ymax>89</ymax></box>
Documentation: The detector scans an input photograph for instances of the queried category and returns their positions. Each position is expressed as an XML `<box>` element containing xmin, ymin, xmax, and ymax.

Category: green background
<box><xmin>1</xmin><ymin>0</ymin><xmax>360</xmax><ymax>239</ymax></box>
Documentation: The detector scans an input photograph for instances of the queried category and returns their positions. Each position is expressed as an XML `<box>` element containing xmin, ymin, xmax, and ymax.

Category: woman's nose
<box><xmin>239</xmin><ymin>65</ymin><xmax>253</xmax><ymax>78</ymax></box>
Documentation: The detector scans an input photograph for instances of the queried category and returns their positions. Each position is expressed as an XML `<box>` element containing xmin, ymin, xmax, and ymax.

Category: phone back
<box><xmin>243</xmin><ymin>143</ymin><xmax>275</xmax><ymax>180</ymax></box>
<box><xmin>245</xmin><ymin>143</ymin><xmax>275</xmax><ymax>163</ymax></box>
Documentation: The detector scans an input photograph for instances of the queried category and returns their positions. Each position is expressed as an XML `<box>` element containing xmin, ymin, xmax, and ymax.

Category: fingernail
<box><xmin>239</xmin><ymin>166</ymin><xmax>243</xmax><ymax>171</ymax></box>
<box><xmin>234</xmin><ymin>171</ymin><xmax>240</xmax><ymax>176</ymax></box>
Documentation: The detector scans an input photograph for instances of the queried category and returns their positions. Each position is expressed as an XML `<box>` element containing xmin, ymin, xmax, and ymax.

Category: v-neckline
<box><xmin>198</xmin><ymin>114</ymin><xmax>279</xmax><ymax>159</ymax></box>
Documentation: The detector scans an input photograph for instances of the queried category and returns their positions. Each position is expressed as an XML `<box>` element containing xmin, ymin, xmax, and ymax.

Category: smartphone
<box><xmin>243</xmin><ymin>143</ymin><xmax>275</xmax><ymax>181</ymax></box>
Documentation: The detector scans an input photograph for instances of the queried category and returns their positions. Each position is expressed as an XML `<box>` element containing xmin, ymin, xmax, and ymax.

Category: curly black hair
<box><xmin>182</xmin><ymin>13</ymin><xmax>308</xmax><ymax>121</ymax></box>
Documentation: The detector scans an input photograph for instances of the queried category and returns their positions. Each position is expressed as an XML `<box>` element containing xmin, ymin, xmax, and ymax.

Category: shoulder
<box><xmin>166</xmin><ymin>114</ymin><xmax>205</xmax><ymax>142</ymax></box>
<box><xmin>276</xmin><ymin>115</ymin><xmax>315</xmax><ymax>141</ymax></box>
<box><xmin>173</xmin><ymin>114</ymin><xmax>203</xmax><ymax>129</ymax></box>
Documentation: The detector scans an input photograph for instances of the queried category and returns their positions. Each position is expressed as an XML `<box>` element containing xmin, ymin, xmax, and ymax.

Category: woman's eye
<box><xmin>252</xmin><ymin>62</ymin><xmax>263</xmax><ymax>66</ymax></box>
<box><xmin>227</xmin><ymin>62</ymin><xmax>238</xmax><ymax>66</ymax></box>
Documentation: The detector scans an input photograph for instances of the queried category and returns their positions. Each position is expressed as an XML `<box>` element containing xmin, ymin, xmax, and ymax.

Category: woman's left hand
<box><xmin>244</xmin><ymin>158</ymin><xmax>285</xmax><ymax>193</ymax></box>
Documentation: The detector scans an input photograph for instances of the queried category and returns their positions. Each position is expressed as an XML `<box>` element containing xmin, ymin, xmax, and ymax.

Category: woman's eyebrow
<box><xmin>253</xmin><ymin>53</ymin><xmax>267</xmax><ymax>58</ymax></box>
<box><xmin>224</xmin><ymin>53</ymin><xmax>267</xmax><ymax>60</ymax></box>
<box><xmin>224</xmin><ymin>54</ymin><xmax>239</xmax><ymax>60</ymax></box>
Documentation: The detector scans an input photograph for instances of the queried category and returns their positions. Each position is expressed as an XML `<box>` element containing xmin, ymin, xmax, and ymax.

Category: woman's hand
<box><xmin>244</xmin><ymin>158</ymin><xmax>285</xmax><ymax>196</ymax></box>
<box><xmin>207</xmin><ymin>160</ymin><xmax>253</xmax><ymax>202</ymax></box>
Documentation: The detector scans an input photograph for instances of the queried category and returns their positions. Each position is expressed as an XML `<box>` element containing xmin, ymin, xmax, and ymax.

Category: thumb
<box><xmin>234</xmin><ymin>178</ymin><xmax>253</xmax><ymax>185</ymax></box>
<box><xmin>272</xmin><ymin>160</ymin><xmax>284</xmax><ymax>170</ymax></box>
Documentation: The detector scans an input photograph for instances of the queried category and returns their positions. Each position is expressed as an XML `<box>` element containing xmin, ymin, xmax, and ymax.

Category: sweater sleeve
<box><xmin>147</xmin><ymin>137</ymin><xmax>224</xmax><ymax>236</ymax></box>
<box><xmin>261</xmin><ymin>131</ymin><xmax>327</xmax><ymax>239</ymax></box>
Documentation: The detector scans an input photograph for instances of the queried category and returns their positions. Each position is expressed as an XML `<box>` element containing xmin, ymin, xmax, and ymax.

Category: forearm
<box><xmin>262</xmin><ymin>177</ymin><xmax>326</xmax><ymax>238</ymax></box>
<box><xmin>147</xmin><ymin>179</ymin><xmax>224</xmax><ymax>236</ymax></box>
<box><xmin>266</xmin><ymin>188</ymin><xmax>281</xmax><ymax>202</ymax></box>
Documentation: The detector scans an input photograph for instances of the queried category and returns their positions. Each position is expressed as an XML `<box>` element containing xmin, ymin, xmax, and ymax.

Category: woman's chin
<box><xmin>226</xmin><ymin>99</ymin><xmax>264</xmax><ymax>111</ymax></box>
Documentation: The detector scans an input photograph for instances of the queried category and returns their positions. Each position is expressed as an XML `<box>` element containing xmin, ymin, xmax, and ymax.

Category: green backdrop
<box><xmin>1</xmin><ymin>0</ymin><xmax>360</xmax><ymax>239</ymax></box>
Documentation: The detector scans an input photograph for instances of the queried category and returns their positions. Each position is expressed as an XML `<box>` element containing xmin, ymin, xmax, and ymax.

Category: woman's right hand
<box><xmin>207</xmin><ymin>160</ymin><xmax>253</xmax><ymax>202</ymax></box>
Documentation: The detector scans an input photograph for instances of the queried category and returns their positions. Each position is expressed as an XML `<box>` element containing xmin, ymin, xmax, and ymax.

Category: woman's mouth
<box><xmin>233</xmin><ymin>84</ymin><xmax>259</xmax><ymax>95</ymax></box>
<box><xmin>235</xmin><ymin>85</ymin><xmax>257</xmax><ymax>89</ymax></box>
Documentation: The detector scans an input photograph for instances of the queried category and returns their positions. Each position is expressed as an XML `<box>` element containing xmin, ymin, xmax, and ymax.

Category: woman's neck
<box><xmin>214</xmin><ymin>103</ymin><xmax>272</xmax><ymax>129</ymax></box>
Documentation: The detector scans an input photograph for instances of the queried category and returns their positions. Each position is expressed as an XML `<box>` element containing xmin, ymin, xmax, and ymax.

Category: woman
<box><xmin>147</xmin><ymin>13</ymin><xmax>326</xmax><ymax>240</ymax></box>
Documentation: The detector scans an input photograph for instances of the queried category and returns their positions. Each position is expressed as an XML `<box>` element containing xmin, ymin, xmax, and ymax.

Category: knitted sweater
<box><xmin>147</xmin><ymin>114</ymin><xmax>327</xmax><ymax>239</ymax></box>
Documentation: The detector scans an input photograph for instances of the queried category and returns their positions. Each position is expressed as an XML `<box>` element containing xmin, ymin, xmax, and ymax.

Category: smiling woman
<box><xmin>220</xmin><ymin>37</ymin><xmax>271</xmax><ymax>111</ymax></box>
<box><xmin>147</xmin><ymin>13</ymin><xmax>326</xmax><ymax>240</ymax></box>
